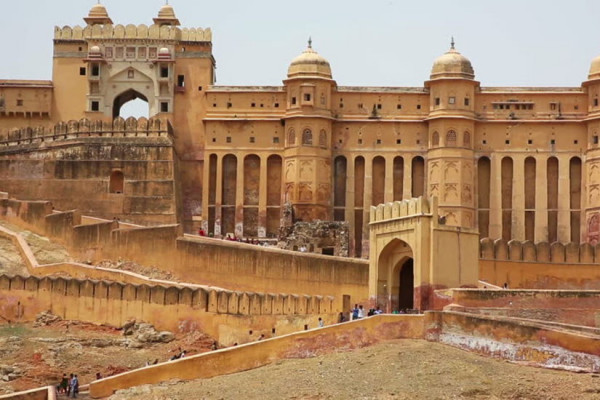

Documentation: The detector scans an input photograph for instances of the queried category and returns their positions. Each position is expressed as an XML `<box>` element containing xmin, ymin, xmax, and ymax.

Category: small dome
<box><xmin>158</xmin><ymin>47</ymin><xmax>171</xmax><ymax>60</ymax></box>
<box><xmin>89</xmin><ymin>45</ymin><xmax>101</xmax><ymax>53</ymax></box>
<box><xmin>89</xmin><ymin>4</ymin><xmax>109</xmax><ymax>18</ymax></box>
<box><xmin>287</xmin><ymin>39</ymin><xmax>332</xmax><ymax>79</ymax></box>
<box><xmin>84</xmin><ymin>3</ymin><xmax>113</xmax><ymax>25</ymax></box>
<box><xmin>430</xmin><ymin>40</ymin><xmax>475</xmax><ymax>80</ymax></box>
<box><xmin>154</xmin><ymin>4</ymin><xmax>181</xmax><ymax>26</ymax></box>
<box><xmin>158</xmin><ymin>4</ymin><xmax>176</xmax><ymax>19</ymax></box>
<box><xmin>589</xmin><ymin>55</ymin><xmax>600</xmax><ymax>80</ymax></box>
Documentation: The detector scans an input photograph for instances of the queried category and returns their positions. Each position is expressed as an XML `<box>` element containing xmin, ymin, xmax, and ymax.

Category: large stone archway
<box><xmin>369</xmin><ymin>197</ymin><xmax>479</xmax><ymax>311</ymax></box>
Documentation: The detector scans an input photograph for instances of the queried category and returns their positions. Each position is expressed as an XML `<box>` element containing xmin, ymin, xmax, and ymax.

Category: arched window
<box><xmin>463</xmin><ymin>131</ymin><xmax>471</xmax><ymax>147</ymax></box>
<box><xmin>109</xmin><ymin>171</ymin><xmax>124</xmax><ymax>194</ymax></box>
<box><xmin>446</xmin><ymin>130</ymin><xmax>457</xmax><ymax>146</ymax></box>
<box><xmin>287</xmin><ymin>129</ymin><xmax>296</xmax><ymax>146</ymax></box>
<box><xmin>319</xmin><ymin>129</ymin><xmax>327</xmax><ymax>148</ymax></box>
<box><xmin>432</xmin><ymin>131</ymin><xmax>440</xmax><ymax>147</ymax></box>
<box><xmin>302</xmin><ymin>129</ymin><xmax>313</xmax><ymax>145</ymax></box>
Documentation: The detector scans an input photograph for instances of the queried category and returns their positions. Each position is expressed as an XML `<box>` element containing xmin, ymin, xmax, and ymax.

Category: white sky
<box><xmin>3</xmin><ymin>0</ymin><xmax>600</xmax><ymax>115</ymax></box>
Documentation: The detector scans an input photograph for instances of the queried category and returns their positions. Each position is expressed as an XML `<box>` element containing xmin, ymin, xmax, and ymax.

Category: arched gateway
<box><xmin>368</xmin><ymin>197</ymin><xmax>479</xmax><ymax>311</ymax></box>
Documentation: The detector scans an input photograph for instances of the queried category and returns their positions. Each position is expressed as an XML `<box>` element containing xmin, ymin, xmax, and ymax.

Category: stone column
<box><xmin>346</xmin><ymin>155</ymin><xmax>356</xmax><ymax>256</ymax></box>
<box><xmin>235</xmin><ymin>154</ymin><xmax>245</xmax><ymax>238</ymax></box>
<box><xmin>214</xmin><ymin>153</ymin><xmax>223</xmax><ymax>237</ymax></box>
<box><xmin>557</xmin><ymin>155</ymin><xmax>571</xmax><ymax>243</ymax></box>
<box><xmin>534</xmin><ymin>155</ymin><xmax>548</xmax><ymax>243</ymax></box>
<box><xmin>362</xmin><ymin>155</ymin><xmax>373</xmax><ymax>257</ymax></box>
<box><xmin>488</xmin><ymin>154</ymin><xmax>502</xmax><ymax>239</ymax></box>
<box><xmin>384</xmin><ymin>154</ymin><xmax>394</xmax><ymax>203</ymax></box>
<box><xmin>201</xmin><ymin>153</ymin><xmax>211</xmax><ymax>232</ymax></box>
<box><xmin>258</xmin><ymin>153</ymin><xmax>268</xmax><ymax>238</ymax></box>
<box><xmin>511</xmin><ymin>155</ymin><xmax>525</xmax><ymax>241</ymax></box>
<box><xmin>403</xmin><ymin>155</ymin><xmax>413</xmax><ymax>199</ymax></box>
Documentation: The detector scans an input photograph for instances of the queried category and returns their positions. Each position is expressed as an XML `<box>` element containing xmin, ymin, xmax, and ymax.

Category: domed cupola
<box><xmin>589</xmin><ymin>55</ymin><xmax>600</xmax><ymax>81</ymax></box>
<box><xmin>287</xmin><ymin>39</ymin><xmax>332</xmax><ymax>79</ymax></box>
<box><xmin>430</xmin><ymin>39</ymin><xmax>475</xmax><ymax>80</ymax></box>
<box><xmin>154</xmin><ymin>3</ymin><xmax>181</xmax><ymax>26</ymax></box>
<box><xmin>84</xmin><ymin>2</ymin><xmax>113</xmax><ymax>26</ymax></box>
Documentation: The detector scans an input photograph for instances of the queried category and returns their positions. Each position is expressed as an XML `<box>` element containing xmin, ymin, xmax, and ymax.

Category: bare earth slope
<box><xmin>109</xmin><ymin>339</ymin><xmax>600</xmax><ymax>400</ymax></box>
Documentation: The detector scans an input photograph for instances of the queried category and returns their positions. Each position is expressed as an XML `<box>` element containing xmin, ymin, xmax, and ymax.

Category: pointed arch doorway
<box><xmin>376</xmin><ymin>238</ymin><xmax>414</xmax><ymax>313</ymax></box>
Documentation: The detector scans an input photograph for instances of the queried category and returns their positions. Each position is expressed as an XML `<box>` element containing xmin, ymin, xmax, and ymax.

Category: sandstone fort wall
<box><xmin>0</xmin><ymin>118</ymin><xmax>178</xmax><ymax>226</ymax></box>
<box><xmin>0</xmin><ymin>274</ymin><xmax>335</xmax><ymax>345</ymax></box>
<box><xmin>479</xmin><ymin>238</ymin><xmax>600</xmax><ymax>289</ymax></box>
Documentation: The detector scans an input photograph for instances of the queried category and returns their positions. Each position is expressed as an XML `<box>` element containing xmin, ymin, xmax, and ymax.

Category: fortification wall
<box><xmin>442</xmin><ymin>288</ymin><xmax>600</xmax><ymax>327</ymax></box>
<box><xmin>0</xmin><ymin>196</ymin><xmax>368</xmax><ymax>307</ymax></box>
<box><xmin>0</xmin><ymin>118</ymin><xmax>178</xmax><ymax>226</ymax></box>
<box><xmin>170</xmin><ymin>237</ymin><xmax>369</xmax><ymax>301</ymax></box>
<box><xmin>479</xmin><ymin>238</ymin><xmax>600</xmax><ymax>289</ymax></box>
<box><xmin>0</xmin><ymin>274</ymin><xmax>335</xmax><ymax>345</ymax></box>
<box><xmin>426</xmin><ymin>311</ymin><xmax>600</xmax><ymax>372</ymax></box>
<box><xmin>89</xmin><ymin>314</ymin><xmax>424</xmax><ymax>398</ymax></box>
<box><xmin>54</xmin><ymin>24</ymin><xmax>211</xmax><ymax>42</ymax></box>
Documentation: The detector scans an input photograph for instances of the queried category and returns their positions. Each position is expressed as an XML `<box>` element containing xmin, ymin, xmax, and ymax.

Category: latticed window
<box><xmin>463</xmin><ymin>131</ymin><xmax>471</xmax><ymax>147</ymax></box>
<box><xmin>302</xmin><ymin>129</ymin><xmax>313</xmax><ymax>145</ymax></box>
<box><xmin>446</xmin><ymin>130</ymin><xmax>457</xmax><ymax>146</ymax></box>
<box><xmin>288</xmin><ymin>129</ymin><xmax>296</xmax><ymax>146</ymax></box>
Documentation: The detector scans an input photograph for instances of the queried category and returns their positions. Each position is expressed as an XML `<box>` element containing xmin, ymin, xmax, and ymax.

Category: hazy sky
<box><xmin>3</xmin><ymin>0</ymin><xmax>600</xmax><ymax>88</ymax></box>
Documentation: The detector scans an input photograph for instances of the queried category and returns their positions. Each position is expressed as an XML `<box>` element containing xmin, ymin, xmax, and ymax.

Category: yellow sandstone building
<box><xmin>2</xmin><ymin>3</ymin><xmax>600</xmax><ymax>258</ymax></box>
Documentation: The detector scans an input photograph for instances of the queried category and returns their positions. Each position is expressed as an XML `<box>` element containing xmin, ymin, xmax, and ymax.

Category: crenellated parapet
<box><xmin>480</xmin><ymin>238</ymin><xmax>598</xmax><ymax>264</ymax></box>
<box><xmin>54</xmin><ymin>24</ymin><xmax>212</xmax><ymax>43</ymax></box>
<box><xmin>369</xmin><ymin>196</ymin><xmax>434</xmax><ymax>223</ymax></box>
<box><xmin>0</xmin><ymin>274</ymin><xmax>333</xmax><ymax>318</ymax></box>
<box><xmin>0</xmin><ymin>116</ymin><xmax>172</xmax><ymax>146</ymax></box>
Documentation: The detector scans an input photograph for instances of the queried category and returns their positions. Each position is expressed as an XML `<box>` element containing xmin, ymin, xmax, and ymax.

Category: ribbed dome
<box><xmin>430</xmin><ymin>41</ymin><xmax>475</xmax><ymax>80</ymax></box>
<box><xmin>589</xmin><ymin>55</ymin><xmax>600</xmax><ymax>80</ymax></box>
<box><xmin>287</xmin><ymin>40</ymin><xmax>332</xmax><ymax>79</ymax></box>
<box><xmin>84</xmin><ymin>3</ymin><xmax>112</xmax><ymax>25</ymax></box>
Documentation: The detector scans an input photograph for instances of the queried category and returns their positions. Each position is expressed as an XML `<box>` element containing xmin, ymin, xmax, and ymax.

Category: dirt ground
<box><xmin>109</xmin><ymin>339</ymin><xmax>600</xmax><ymax>400</ymax></box>
<box><xmin>0</xmin><ymin>320</ymin><xmax>217</xmax><ymax>397</ymax></box>
<box><xmin>0</xmin><ymin>220</ymin><xmax>72</xmax><ymax>265</ymax></box>
<box><xmin>0</xmin><ymin>237</ymin><xmax>29</xmax><ymax>277</ymax></box>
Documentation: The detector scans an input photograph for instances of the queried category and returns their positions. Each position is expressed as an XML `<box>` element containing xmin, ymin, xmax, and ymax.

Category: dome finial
<box><xmin>308</xmin><ymin>36</ymin><xmax>312</xmax><ymax>49</ymax></box>
<box><xmin>450</xmin><ymin>36</ymin><xmax>455</xmax><ymax>50</ymax></box>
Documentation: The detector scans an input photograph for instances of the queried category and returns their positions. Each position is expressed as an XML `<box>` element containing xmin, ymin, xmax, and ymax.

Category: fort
<box><xmin>1</xmin><ymin>2</ymin><xmax>600</xmax><ymax>398</ymax></box>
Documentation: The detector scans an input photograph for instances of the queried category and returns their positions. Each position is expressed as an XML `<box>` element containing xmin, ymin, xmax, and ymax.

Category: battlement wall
<box><xmin>0</xmin><ymin>116</ymin><xmax>171</xmax><ymax>145</ymax></box>
<box><xmin>480</xmin><ymin>238</ymin><xmax>600</xmax><ymax>263</ymax></box>
<box><xmin>0</xmin><ymin>118</ymin><xmax>177</xmax><ymax>225</ymax></box>
<box><xmin>369</xmin><ymin>196</ymin><xmax>433</xmax><ymax>223</ymax></box>
<box><xmin>0</xmin><ymin>195</ymin><xmax>367</xmax><ymax>309</ymax></box>
<box><xmin>54</xmin><ymin>24</ymin><xmax>211</xmax><ymax>42</ymax></box>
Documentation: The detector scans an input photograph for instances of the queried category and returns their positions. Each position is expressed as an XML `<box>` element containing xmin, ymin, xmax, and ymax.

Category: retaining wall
<box><xmin>89</xmin><ymin>314</ymin><xmax>425</xmax><ymax>398</ymax></box>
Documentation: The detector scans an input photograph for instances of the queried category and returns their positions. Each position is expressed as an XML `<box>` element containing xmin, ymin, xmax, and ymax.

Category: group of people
<box><xmin>198</xmin><ymin>229</ymin><xmax>272</xmax><ymax>246</ymax></box>
<box><xmin>57</xmin><ymin>373</ymin><xmax>79</xmax><ymax>397</ymax></box>
<box><xmin>349</xmin><ymin>304</ymin><xmax>383</xmax><ymax>320</ymax></box>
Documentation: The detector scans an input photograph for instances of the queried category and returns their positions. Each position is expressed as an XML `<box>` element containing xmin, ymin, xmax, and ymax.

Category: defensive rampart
<box><xmin>54</xmin><ymin>23</ymin><xmax>211</xmax><ymax>42</ymax></box>
<box><xmin>479</xmin><ymin>238</ymin><xmax>600</xmax><ymax>289</ymax></box>
<box><xmin>426</xmin><ymin>311</ymin><xmax>600</xmax><ymax>372</ymax></box>
<box><xmin>0</xmin><ymin>195</ymin><xmax>370</xmax><ymax>307</ymax></box>
<box><xmin>89</xmin><ymin>314</ymin><xmax>425</xmax><ymax>398</ymax></box>
<box><xmin>0</xmin><ymin>118</ymin><xmax>178</xmax><ymax>226</ymax></box>
<box><xmin>441</xmin><ymin>288</ymin><xmax>600</xmax><ymax>327</ymax></box>
<box><xmin>0</xmin><ymin>274</ymin><xmax>334</xmax><ymax>344</ymax></box>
